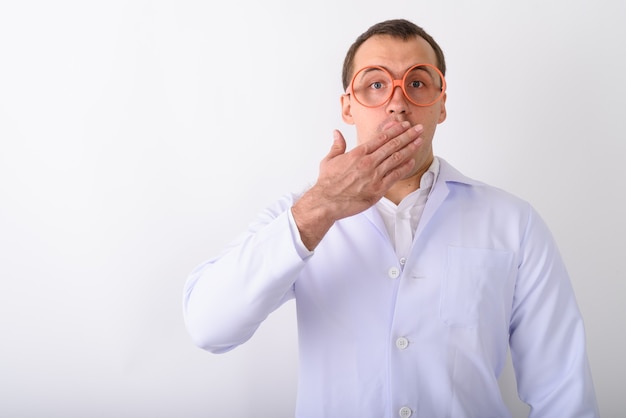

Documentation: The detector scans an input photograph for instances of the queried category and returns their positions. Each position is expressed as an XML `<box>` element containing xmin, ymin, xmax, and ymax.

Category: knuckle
<box><xmin>356</xmin><ymin>155</ymin><xmax>374</xmax><ymax>171</ymax></box>
<box><xmin>388</xmin><ymin>137</ymin><xmax>402</xmax><ymax>149</ymax></box>
<box><xmin>390</xmin><ymin>150</ymin><xmax>403</xmax><ymax>162</ymax></box>
<box><xmin>377</xmin><ymin>132</ymin><xmax>389</xmax><ymax>142</ymax></box>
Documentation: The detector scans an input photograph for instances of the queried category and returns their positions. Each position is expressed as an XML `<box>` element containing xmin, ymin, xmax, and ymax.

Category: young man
<box><xmin>184</xmin><ymin>19</ymin><xmax>598</xmax><ymax>417</ymax></box>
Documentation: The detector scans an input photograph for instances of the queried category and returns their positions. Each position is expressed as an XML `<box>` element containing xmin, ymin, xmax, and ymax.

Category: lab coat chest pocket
<box><xmin>440</xmin><ymin>246</ymin><xmax>514</xmax><ymax>327</ymax></box>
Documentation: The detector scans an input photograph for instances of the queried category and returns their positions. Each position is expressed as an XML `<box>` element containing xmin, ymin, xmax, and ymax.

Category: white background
<box><xmin>1</xmin><ymin>1</ymin><xmax>624</xmax><ymax>417</ymax></box>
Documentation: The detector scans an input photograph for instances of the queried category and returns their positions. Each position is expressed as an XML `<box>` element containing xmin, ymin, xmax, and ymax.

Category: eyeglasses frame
<box><xmin>346</xmin><ymin>63</ymin><xmax>447</xmax><ymax>108</ymax></box>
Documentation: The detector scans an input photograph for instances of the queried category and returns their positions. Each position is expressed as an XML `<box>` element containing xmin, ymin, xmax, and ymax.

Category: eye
<box><xmin>409</xmin><ymin>80</ymin><xmax>424</xmax><ymax>88</ymax></box>
<box><xmin>370</xmin><ymin>81</ymin><xmax>384</xmax><ymax>90</ymax></box>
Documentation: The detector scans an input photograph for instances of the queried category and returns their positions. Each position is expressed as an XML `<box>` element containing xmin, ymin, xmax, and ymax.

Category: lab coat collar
<box><xmin>415</xmin><ymin>157</ymin><xmax>477</xmax><ymax>239</ymax></box>
<box><xmin>363</xmin><ymin>157</ymin><xmax>482</xmax><ymax>241</ymax></box>
<box><xmin>436</xmin><ymin>157</ymin><xmax>484</xmax><ymax>187</ymax></box>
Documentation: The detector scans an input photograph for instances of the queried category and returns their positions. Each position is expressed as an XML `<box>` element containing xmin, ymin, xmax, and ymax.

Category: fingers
<box><xmin>377</xmin><ymin>113</ymin><xmax>410</xmax><ymax>133</ymax></box>
<box><xmin>361</xmin><ymin>120</ymin><xmax>411</xmax><ymax>153</ymax></box>
<box><xmin>378</xmin><ymin>137</ymin><xmax>422</xmax><ymax>181</ymax></box>
<box><xmin>322</xmin><ymin>121</ymin><xmax>423</xmax><ymax>187</ymax></box>
<box><xmin>370</xmin><ymin>122</ymin><xmax>423</xmax><ymax>168</ymax></box>
<box><xmin>363</xmin><ymin>119</ymin><xmax>422</xmax><ymax>156</ymax></box>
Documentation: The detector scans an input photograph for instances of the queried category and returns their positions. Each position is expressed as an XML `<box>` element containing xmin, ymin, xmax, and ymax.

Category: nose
<box><xmin>386</xmin><ymin>84</ymin><xmax>409</xmax><ymax>114</ymax></box>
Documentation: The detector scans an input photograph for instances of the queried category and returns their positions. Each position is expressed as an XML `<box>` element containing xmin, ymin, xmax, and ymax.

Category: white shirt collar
<box><xmin>375</xmin><ymin>157</ymin><xmax>440</xmax><ymax>257</ymax></box>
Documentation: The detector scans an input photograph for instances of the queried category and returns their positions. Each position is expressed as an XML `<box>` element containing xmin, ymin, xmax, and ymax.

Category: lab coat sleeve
<box><xmin>509</xmin><ymin>205</ymin><xmax>599</xmax><ymax>417</ymax></box>
<box><xmin>182</xmin><ymin>193</ymin><xmax>309</xmax><ymax>353</ymax></box>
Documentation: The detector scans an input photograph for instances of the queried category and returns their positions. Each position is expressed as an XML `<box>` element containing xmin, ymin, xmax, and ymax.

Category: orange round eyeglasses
<box><xmin>347</xmin><ymin>63</ymin><xmax>446</xmax><ymax>108</ymax></box>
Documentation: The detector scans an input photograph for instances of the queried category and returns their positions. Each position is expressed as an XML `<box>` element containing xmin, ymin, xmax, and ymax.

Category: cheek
<box><xmin>419</xmin><ymin>107</ymin><xmax>444</xmax><ymax>135</ymax></box>
<box><xmin>353</xmin><ymin>115</ymin><xmax>383</xmax><ymax>145</ymax></box>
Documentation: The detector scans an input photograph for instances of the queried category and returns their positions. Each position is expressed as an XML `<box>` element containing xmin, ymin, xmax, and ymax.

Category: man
<box><xmin>184</xmin><ymin>19</ymin><xmax>598</xmax><ymax>417</ymax></box>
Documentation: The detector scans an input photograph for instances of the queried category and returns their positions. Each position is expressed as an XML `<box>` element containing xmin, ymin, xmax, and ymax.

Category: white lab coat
<box><xmin>184</xmin><ymin>158</ymin><xmax>598</xmax><ymax>417</ymax></box>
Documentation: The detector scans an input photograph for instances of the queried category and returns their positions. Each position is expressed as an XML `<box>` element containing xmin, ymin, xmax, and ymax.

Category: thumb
<box><xmin>326</xmin><ymin>130</ymin><xmax>347</xmax><ymax>159</ymax></box>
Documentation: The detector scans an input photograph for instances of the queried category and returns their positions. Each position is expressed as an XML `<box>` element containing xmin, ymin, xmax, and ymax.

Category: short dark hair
<box><xmin>341</xmin><ymin>19</ymin><xmax>446</xmax><ymax>91</ymax></box>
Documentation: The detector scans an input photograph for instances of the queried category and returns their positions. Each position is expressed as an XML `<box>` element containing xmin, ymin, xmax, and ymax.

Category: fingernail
<box><xmin>401</xmin><ymin>121</ymin><xmax>410</xmax><ymax>128</ymax></box>
<box><xmin>414</xmin><ymin>124</ymin><xmax>424</xmax><ymax>132</ymax></box>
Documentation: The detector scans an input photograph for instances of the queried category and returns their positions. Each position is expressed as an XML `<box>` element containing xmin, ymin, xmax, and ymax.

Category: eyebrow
<box><xmin>354</xmin><ymin>67</ymin><xmax>387</xmax><ymax>86</ymax></box>
<box><xmin>360</xmin><ymin>67</ymin><xmax>386</xmax><ymax>75</ymax></box>
<box><xmin>357</xmin><ymin>64</ymin><xmax>431</xmax><ymax>80</ymax></box>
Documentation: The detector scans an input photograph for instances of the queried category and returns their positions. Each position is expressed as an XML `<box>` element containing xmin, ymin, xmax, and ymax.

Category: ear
<box><xmin>437</xmin><ymin>92</ymin><xmax>447</xmax><ymax>124</ymax></box>
<box><xmin>341</xmin><ymin>94</ymin><xmax>355</xmax><ymax>125</ymax></box>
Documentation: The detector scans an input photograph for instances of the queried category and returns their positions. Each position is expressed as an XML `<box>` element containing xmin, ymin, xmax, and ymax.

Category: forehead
<box><xmin>353</xmin><ymin>34</ymin><xmax>438</xmax><ymax>76</ymax></box>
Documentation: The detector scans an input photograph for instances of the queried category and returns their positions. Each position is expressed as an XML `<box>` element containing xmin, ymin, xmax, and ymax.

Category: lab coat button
<box><xmin>399</xmin><ymin>406</ymin><xmax>413</xmax><ymax>417</ymax></box>
<box><xmin>399</xmin><ymin>257</ymin><xmax>407</xmax><ymax>265</ymax></box>
<box><xmin>388</xmin><ymin>267</ymin><xmax>400</xmax><ymax>279</ymax></box>
<box><xmin>395</xmin><ymin>337</ymin><xmax>409</xmax><ymax>350</ymax></box>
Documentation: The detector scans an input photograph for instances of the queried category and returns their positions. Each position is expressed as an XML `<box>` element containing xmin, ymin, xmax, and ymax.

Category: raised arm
<box><xmin>183</xmin><ymin>117</ymin><xmax>425</xmax><ymax>352</ymax></box>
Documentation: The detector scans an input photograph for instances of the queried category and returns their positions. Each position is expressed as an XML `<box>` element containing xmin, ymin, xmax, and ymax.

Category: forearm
<box><xmin>183</xmin><ymin>204</ymin><xmax>306</xmax><ymax>353</ymax></box>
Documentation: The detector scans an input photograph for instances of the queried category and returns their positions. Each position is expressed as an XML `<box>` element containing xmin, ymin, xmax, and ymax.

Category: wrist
<box><xmin>291</xmin><ymin>189</ymin><xmax>336</xmax><ymax>250</ymax></box>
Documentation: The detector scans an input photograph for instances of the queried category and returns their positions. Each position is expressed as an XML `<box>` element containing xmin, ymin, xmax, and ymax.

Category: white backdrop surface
<box><xmin>0</xmin><ymin>1</ymin><xmax>624</xmax><ymax>417</ymax></box>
